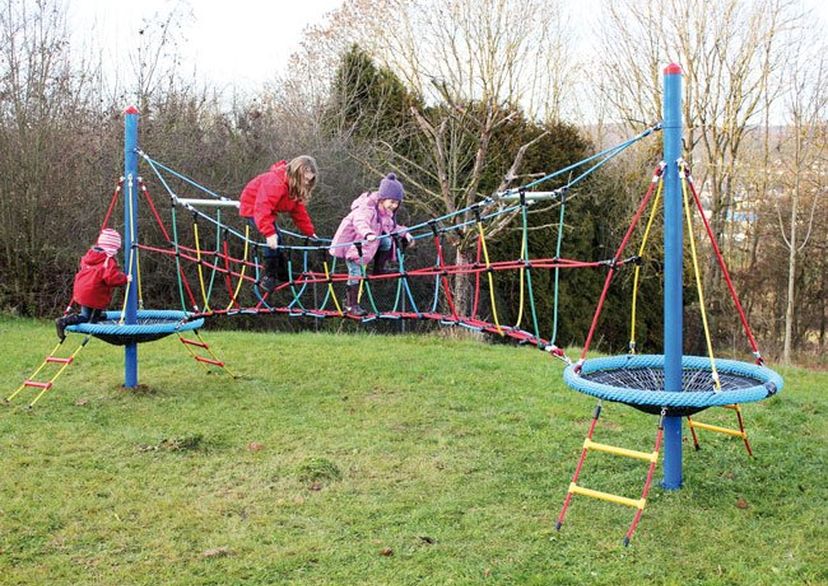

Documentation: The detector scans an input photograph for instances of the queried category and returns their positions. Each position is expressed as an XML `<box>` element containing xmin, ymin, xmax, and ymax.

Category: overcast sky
<box><xmin>69</xmin><ymin>0</ymin><xmax>826</xmax><ymax>99</ymax></box>
<box><xmin>69</xmin><ymin>0</ymin><xmax>346</xmax><ymax>93</ymax></box>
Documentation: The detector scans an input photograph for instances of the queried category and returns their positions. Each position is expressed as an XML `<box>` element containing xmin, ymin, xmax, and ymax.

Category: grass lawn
<box><xmin>1</xmin><ymin>315</ymin><xmax>825</xmax><ymax>585</ymax></box>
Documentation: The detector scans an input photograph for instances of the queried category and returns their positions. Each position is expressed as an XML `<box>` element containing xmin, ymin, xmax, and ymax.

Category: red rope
<box><xmin>434</xmin><ymin>233</ymin><xmax>459</xmax><ymax>320</ymax></box>
<box><xmin>138</xmin><ymin>180</ymin><xmax>173</xmax><ymax>243</ymax></box>
<box><xmin>557</xmin><ymin>405</ymin><xmax>602</xmax><ymax>529</ymax></box>
<box><xmin>99</xmin><ymin>178</ymin><xmax>124</xmax><ymax>232</ymax></box>
<box><xmin>625</xmin><ymin>423</ymin><xmax>664</xmax><ymax>544</ymax></box>
<box><xmin>580</xmin><ymin>165</ymin><xmax>664</xmax><ymax>362</ymax></box>
<box><xmin>138</xmin><ymin>181</ymin><xmax>198</xmax><ymax>310</ymax></box>
<box><xmin>686</xmin><ymin>174</ymin><xmax>762</xmax><ymax>362</ymax></box>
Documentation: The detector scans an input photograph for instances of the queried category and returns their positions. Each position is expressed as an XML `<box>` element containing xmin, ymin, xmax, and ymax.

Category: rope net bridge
<box><xmin>8</xmin><ymin>124</ymin><xmax>660</xmax><ymax>409</ymax></box>
<box><xmin>110</xmin><ymin>124</ymin><xmax>661</xmax><ymax>358</ymax></box>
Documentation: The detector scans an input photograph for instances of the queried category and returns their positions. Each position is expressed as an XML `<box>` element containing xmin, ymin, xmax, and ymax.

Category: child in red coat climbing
<box><xmin>238</xmin><ymin>155</ymin><xmax>319</xmax><ymax>292</ymax></box>
<box><xmin>55</xmin><ymin>228</ymin><xmax>131</xmax><ymax>341</ymax></box>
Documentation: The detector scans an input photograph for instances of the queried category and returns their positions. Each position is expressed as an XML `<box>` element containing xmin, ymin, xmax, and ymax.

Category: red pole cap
<box><xmin>123</xmin><ymin>105</ymin><xmax>140</xmax><ymax>115</ymax></box>
<box><xmin>664</xmin><ymin>63</ymin><xmax>682</xmax><ymax>75</ymax></box>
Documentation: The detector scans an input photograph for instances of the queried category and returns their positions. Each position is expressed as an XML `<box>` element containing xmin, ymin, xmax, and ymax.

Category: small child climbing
<box><xmin>55</xmin><ymin>228</ymin><xmax>131</xmax><ymax>341</ymax></box>
<box><xmin>238</xmin><ymin>156</ymin><xmax>319</xmax><ymax>293</ymax></box>
<box><xmin>329</xmin><ymin>173</ymin><xmax>414</xmax><ymax>316</ymax></box>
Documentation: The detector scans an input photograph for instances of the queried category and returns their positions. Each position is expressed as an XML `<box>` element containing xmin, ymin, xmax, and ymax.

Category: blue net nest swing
<box><xmin>564</xmin><ymin>354</ymin><xmax>782</xmax><ymax>417</ymax></box>
<box><xmin>66</xmin><ymin>309</ymin><xmax>204</xmax><ymax>346</ymax></box>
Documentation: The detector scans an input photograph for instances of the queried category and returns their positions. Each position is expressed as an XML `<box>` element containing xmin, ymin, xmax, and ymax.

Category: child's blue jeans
<box><xmin>346</xmin><ymin>236</ymin><xmax>391</xmax><ymax>285</ymax></box>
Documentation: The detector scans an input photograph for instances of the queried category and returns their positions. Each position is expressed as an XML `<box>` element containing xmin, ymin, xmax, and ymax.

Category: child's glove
<box><xmin>266</xmin><ymin>234</ymin><xmax>279</xmax><ymax>249</ymax></box>
<box><xmin>365</xmin><ymin>234</ymin><xmax>377</xmax><ymax>242</ymax></box>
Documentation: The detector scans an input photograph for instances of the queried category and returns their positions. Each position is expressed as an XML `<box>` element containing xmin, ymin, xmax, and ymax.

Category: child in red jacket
<box><xmin>55</xmin><ymin>228</ymin><xmax>131</xmax><ymax>341</ymax></box>
<box><xmin>238</xmin><ymin>155</ymin><xmax>319</xmax><ymax>292</ymax></box>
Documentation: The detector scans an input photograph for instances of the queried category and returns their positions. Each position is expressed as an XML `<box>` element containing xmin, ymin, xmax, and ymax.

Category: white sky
<box><xmin>69</xmin><ymin>0</ymin><xmax>826</xmax><ymax>99</ymax></box>
<box><xmin>69</xmin><ymin>0</ymin><xmax>346</xmax><ymax>94</ymax></box>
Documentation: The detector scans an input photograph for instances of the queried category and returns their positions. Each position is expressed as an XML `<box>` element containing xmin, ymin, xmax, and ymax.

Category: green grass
<box><xmin>0</xmin><ymin>315</ymin><xmax>825</xmax><ymax>585</ymax></box>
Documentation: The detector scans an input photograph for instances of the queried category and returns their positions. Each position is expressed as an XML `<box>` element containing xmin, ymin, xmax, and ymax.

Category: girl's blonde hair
<box><xmin>286</xmin><ymin>155</ymin><xmax>318</xmax><ymax>203</ymax></box>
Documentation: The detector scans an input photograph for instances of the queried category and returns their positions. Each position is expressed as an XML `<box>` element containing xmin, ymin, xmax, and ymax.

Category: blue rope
<box><xmin>501</xmin><ymin>122</ymin><xmax>661</xmax><ymax>195</ymax></box>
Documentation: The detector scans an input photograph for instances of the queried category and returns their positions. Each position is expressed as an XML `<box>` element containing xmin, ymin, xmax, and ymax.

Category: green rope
<box><xmin>550</xmin><ymin>192</ymin><xmax>567</xmax><ymax>345</ymax></box>
<box><xmin>319</xmin><ymin>257</ymin><xmax>339</xmax><ymax>311</ymax></box>
<box><xmin>286</xmin><ymin>256</ymin><xmax>307</xmax><ymax>311</ymax></box>
<box><xmin>170</xmin><ymin>206</ymin><xmax>187</xmax><ymax>311</ymax></box>
<box><xmin>391</xmin><ymin>270</ymin><xmax>404</xmax><ymax>313</ymax></box>
<box><xmin>520</xmin><ymin>203</ymin><xmax>542</xmax><ymax>342</ymax></box>
<box><xmin>361</xmin><ymin>263</ymin><xmax>381</xmax><ymax>314</ymax></box>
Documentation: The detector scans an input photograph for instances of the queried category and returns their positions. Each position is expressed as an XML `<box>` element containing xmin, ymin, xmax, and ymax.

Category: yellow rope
<box><xmin>681</xmin><ymin>165</ymin><xmax>721</xmax><ymax>391</ymax></box>
<box><xmin>193</xmin><ymin>221</ymin><xmax>211</xmax><ymax>312</ymax></box>
<box><xmin>323</xmin><ymin>261</ymin><xmax>344</xmax><ymax>315</ymax></box>
<box><xmin>194</xmin><ymin>330</ymin><xmax>236</xmax><ymax>377</ymax></box>
<box><xmin>629</xmin><ymin>177</ymin><xmax>664</xmax><ymax>352</ymax></box>
<box><xmin>226</xmin><ymin>224</ymin><xmax>250</xmax><ymax>311</ymax></box>
<box><xmin>6</xmin><ymin>341</ymin><xmax>64</xmax><ymax>402</ymax></box>
<box><xmin>13</xmin><ymin>337</ymin><xmax>90</xmax><ymax>407</ymax></box>
<box><xmin>514</xmin><ymin>227</ymin><xmax>527</xmax><ymax>328</ymax></box>
<box><xmin>135</xmin><ymin>244</ymin><xmax>144</xmax><ymax>309</ymax></box>
<box><xmin>476</xmin><ymin>223</ymin><xmax>504</xmax><ymax>335</ymax></box>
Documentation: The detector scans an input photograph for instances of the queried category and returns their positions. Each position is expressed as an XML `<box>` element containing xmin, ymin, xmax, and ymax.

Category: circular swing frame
<box><xmin>66</xmin><ymin>309</ymin><xmax>204</xmax><ymax>345</ymax></box>
<box><xmin>564</xmin><ymin>354</ymin><xmax>783</xmax><ymax>416</ymax></box>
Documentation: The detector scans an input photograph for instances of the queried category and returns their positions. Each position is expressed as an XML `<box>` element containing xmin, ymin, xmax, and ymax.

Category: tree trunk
<box><xmin>783</xmin><ymin>170</ymin><xmax>800</xmax><ymax>365</ymax></box>
<box><xmin>452</xmin><ymin>248</ymin><xmax>473</xmax><ymax>318</ymax></box>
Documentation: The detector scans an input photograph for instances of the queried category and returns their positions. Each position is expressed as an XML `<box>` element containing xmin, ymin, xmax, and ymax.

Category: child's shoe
<box><xmin>345</xmin><ymin>285</ymin><xmax>367</xmax><ymax>316</ymax></box>
<box><xmin>55</xmin><ymin>317</ymin><xmax>67</xmax><ymax>342</ymax></box>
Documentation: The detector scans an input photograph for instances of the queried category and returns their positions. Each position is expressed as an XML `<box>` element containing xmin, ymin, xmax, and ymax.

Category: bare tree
<box><xmin>127</xmin><ymin>2</ymin><xmax>193</xmax><ymax>114</ymax></box>
<box><xmin>774</xmin><ymin>35</ymin><xmax>827</xmax><ymax>363</ymax></box>
<box><xmin>592</xmin><ymin>0</ymin><xmax>800</xmax><ymax>253</ymax></box>
<box><xmin>0</xmin><ymin>0</ymin><xmax>104</xmax><ymax>314</ymax></box>
<box><xmin>289</xmin><ymin>0</ymin><xmax>576</xmax><ymax>314</ymax></box>
<box><xmin>587</xmin><ymin>0</ymin><xmax>824</xmax><ymax>356</ymax></box>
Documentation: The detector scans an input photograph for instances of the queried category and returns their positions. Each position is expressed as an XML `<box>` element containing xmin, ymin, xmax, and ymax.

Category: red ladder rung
<box><xmin>24</xmin><ymin>380</ymin><xmax>52</xmax><ymax>390</ymax></box>
<box><xmin>180</xmin><ymin>338</ymin><xmax>209</xmax><ymax>349</ymax></box>
<box><xmin>194</xmin><ymin>356</ymin><xmax>224</xmax><ymax>367</ymax></box>
<box><xmin>46</xmin><ymin>356</ymin><xmax>73</xmax><ymax>364</ymax></box>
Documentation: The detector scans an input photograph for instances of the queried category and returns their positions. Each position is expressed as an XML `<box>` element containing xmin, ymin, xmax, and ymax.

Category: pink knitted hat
<box><xmin>96</xmin><ymin>228</ymin><xmax>122</xmax><ymax>257</ymax></box>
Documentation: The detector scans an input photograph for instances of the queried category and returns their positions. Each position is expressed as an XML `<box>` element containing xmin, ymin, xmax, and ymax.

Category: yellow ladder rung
<box><xmin>584</xmin><ymin>439</ymin><xmax>658</xmax><ymax>462</ymax></box>
<box><xmin>569</xmin><ymin>483</ymin><xmax>645</xmax><ymax>509</ymax></box>
<box><xmin>687</xmin><ymin>420</ymin><xmax>746</xmax><ymax>438</ymax></box>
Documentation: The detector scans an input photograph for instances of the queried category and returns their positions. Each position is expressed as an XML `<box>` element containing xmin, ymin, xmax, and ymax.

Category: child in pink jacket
<box><xmin>329</xmin><ymin>173</ymin><xmax>414</xmax><ymax>316</ymax></box>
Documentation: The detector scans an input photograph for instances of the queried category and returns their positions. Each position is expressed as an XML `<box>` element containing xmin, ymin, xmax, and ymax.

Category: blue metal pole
<box><xmin>662</xmin><ymin>64</ymin><xmax>684</xmax><ymax>489</ymax></box>
<box><xmin>124</xmin><ymin>106</ymin><xmax>140</xmax><ymax>388</ymax></box>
